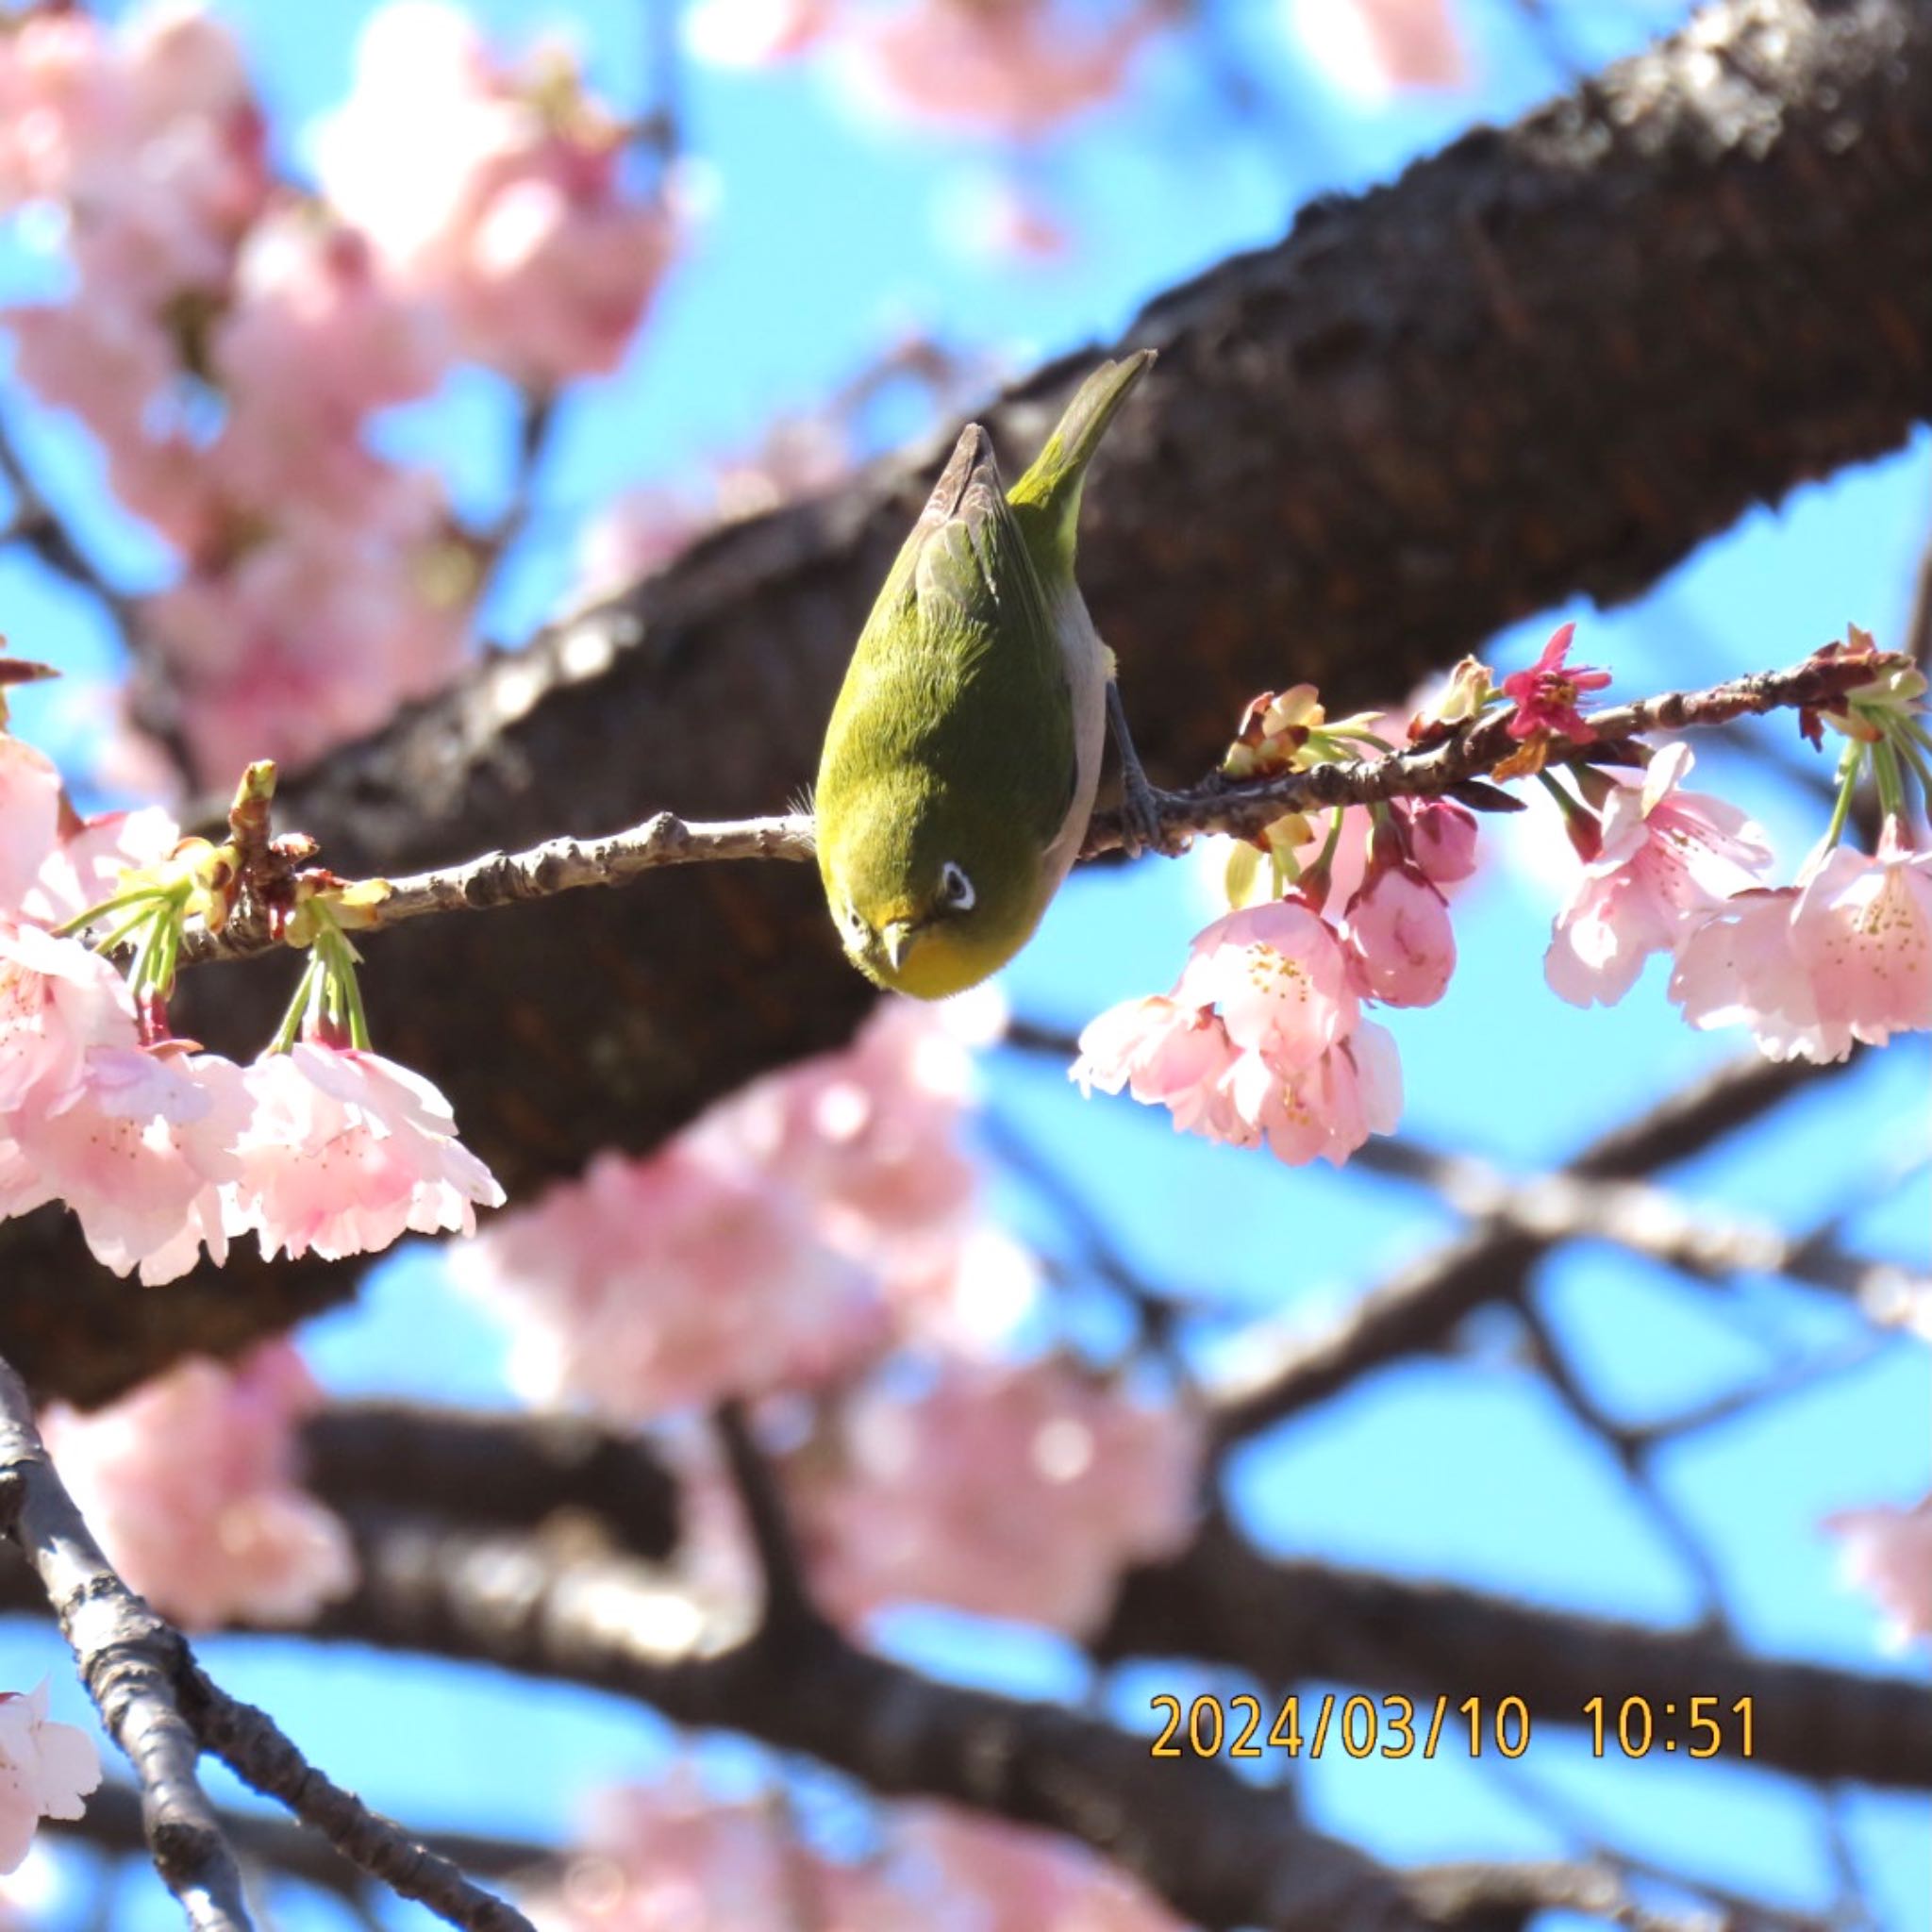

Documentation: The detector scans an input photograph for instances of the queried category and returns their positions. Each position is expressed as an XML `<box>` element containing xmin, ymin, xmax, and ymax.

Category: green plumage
<box><xmin>815</xmin><ymin>352</ymin><xmax>1155</xmax><ymax>998</ymax></box>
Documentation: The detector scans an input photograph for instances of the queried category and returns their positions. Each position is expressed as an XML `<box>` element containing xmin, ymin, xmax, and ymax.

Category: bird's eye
<box><xmin>842</xmin><ymin>903</ymin><xmax>868</xmax><ymax>937</ymax></box>
<box><xmin>940</xmin><ymin>861</ymin><xmax>975</xmax><ymax>911</ymax></box>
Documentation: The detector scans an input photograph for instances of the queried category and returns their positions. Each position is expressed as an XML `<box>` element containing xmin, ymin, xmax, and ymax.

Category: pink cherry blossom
<box><xmin>1071</xmin><ymin>994</ymin><xmax>1248</xmax><ymax>1142</ymax></box>
<box><xmin>1175</xmin><ymin>898</ymin><xmax>1359</xmax><ymax>1074</ymax></box>
<box><xmin>42</xmin><ymin>1342</ymin><xmax>354</xmax><ymax>1630</ymax></box>
<box><xmin>205</xmin><ymin>208</ymin><xmax>451</xmax><ymax>524</ymax></box>
<box><xmin>1343</xmin><ymin>862</ymin><xmax>1455</xmax><ymax>1007</ymax></box>
<box><xmin>1546</xmin><ymin>741</ymin><xmax>1774</xmax><ymax>1008</ymax></box>
<box><xmin>451</xmin><ymin>1141</ymin><xmax>880</xmax><ymax>1421</ymax></box>
<box><xmin>1501</xmin><ymin>622</ymin><xmax>1611</xmax><ymax>742</ymax></box>
<box><xmin>0</xmin><ymin>916</ymin><xmax>141</xmax><ymax>1117</ymax></box>
<box><xmin>794</xmin><ymin>1356</ymin><xmax>1201</xmax><ymax>1634</ymax></box>
<box><xmin>1668</xmin><ymin>886</ymin><xmax>1853</xmax><ymax>1063</ymax></box>
<box><xmin>231</xmin><ymin>1044</ymin><xmax>505</xmax><ymax>1263</ymax></box>
<box><xmin>1220</xmin><ymin>1020</ymin><xmax>1402</xmax><ymax>1168</ymax></box>
<box><xmin>1402</xmin><ymin>797</ymin><xmax>1479</xmax><ymax>885</ymax></box>
<box><xmin>0</xmin><ymin>737</ymin><xmax>61</xmax><ymax>912</ymax></box>
<box><xmin>525</xmin><ymin>1776</ymin><xmax>824</xmax><ymax>1932</ymax></box>
<box><xmin>1823</xmin><ymin>1493</ymin><xmax>1932</xmax><ymax>1648</ymax></box>
<box><xmin>1787</xmin><ymin>821</ymin><xmax>1932</xmax><ymax>1048</ymax></box>
<box><xmin>0</xmin><ymin>1045</ymin><xmax>246</xmax><ymax>1284</ymax></box>
<box><xmin>0</xmin><ymin>1681</ymin><xmax>100</xmax><ymax>1875</ymax></box>
<box><xmin>21</xmin><ymin>804</ymin><xmax>182</xmax><ymax>931</ymax></box>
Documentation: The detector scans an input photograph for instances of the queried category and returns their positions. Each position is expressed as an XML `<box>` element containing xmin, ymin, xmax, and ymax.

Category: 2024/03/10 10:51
<box><xmin>1148</xmin><ymin>1692</ymin><xmax>1757</xmax><ymax>1760</ymax></box>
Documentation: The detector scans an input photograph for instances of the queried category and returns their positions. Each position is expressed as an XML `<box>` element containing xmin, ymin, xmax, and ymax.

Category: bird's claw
<box><xmin>1118</xmin><ymin>768</ymin><xmax>1173</xmax><ymax>859</ymax></box>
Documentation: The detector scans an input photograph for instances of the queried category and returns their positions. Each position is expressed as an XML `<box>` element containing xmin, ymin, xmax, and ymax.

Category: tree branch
<box><xmin>173</xmin><ymin>646</ymin><xmax>1875</xmax><ymax>968</ymax></box>
<box><xmin>1208</xmin><ymin>1051</ymin><xmax>1854</xmax><ymax>1442</ymax></box>
<box><xmin>0</xmin><ymin>1357</ymin><xmax>256</xmax><ymax>1932</ymax></box>
<box><xmin>1095</xmin><ymin>1516</ymin><xmax>1932</xmax><ymax>1791</ymax></box>
<box><xmin>0</xmin><ymin>1356</ymin><xmax>536</xmax><ymax>1932</ymax></box>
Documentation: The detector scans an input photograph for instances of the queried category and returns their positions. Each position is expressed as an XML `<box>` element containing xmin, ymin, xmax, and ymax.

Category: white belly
<box><xmin>1039</xmin><ymin>587</ymin><xmax>1109</xmax><ymax>891</ymax></box>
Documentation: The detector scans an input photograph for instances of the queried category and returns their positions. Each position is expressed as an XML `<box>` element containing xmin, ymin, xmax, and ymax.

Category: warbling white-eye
<box><xmin>813</xmin><ymin>349</ymin><xmax>1162</xmax><ymax>1000</ymax></box>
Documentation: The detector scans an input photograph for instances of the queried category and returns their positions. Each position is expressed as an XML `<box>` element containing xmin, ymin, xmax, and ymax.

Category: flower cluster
<box><xmin>1081</xmin><ymin>627</ymin><xmax>1931</xmax><ymax>1164</ymax></box>
<box><xmin>1075</xmin><ymin>683</ymin><xmax>1478</xmax><ymax>1167</ymax></box>
<box><xmin>0</xmin><ymin>3</ymin><xmax>675</xmax><ymax>785</ymax></box>
<box><xmin>0</xmin><ymin>1683</ymin><xmax>100</xmax><ymax>1874</ymax></box>
<box><xmin>1538</xmin><ymin>641</ymin><xmax>1932</xmax><ymax>1061</ymax></box>
<box><xmin>42</xmin><ymin>1341</ymin><xmax>354</xmax><ymax>1629</ymax></box>
<box><xmin>526</xmin><ymin>1778</ymin><xmax>1182</xmax><ymax>1932</ymax></box>
<box><xmin>1</xmin><ymin>702</ymin><xmax>502</xmax><ymax>1282</ymax></box>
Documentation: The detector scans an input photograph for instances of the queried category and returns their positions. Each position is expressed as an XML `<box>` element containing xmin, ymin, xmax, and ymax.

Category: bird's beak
<box><xmin>881</xmin><ymin>919</ymin><xmax>918</xmax><ymax>972</ymax></box>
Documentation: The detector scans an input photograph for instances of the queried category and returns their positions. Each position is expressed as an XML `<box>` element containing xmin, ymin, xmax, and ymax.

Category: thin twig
<box><xmin>713</xmin><ymin>1399</ymin><xmax>823</xmax><ymax>1636</ymax></box>
<box><xmin>1207</xmin><ymin>1053</ymin><xmax>1849</xmax><ymax>1445</ymax></box>
<box><xmin>179</xmin><ymin>812</ymin><xmax>816</xmax><ymax>965</ymax></box>
<box><xmin>174</xmin><ymin>650</ymin><xmax>1874</xmax><ymax>969</ymax></box>
<box><xmin>1351</xmin><ymin>1137</ymin><xmax>1928</xmax><ymax>1322</ymax></box>
<box><xmin>0</xmin><ymin>1356</ymin><xmax>256</xmax><ymax>1932</ymax></box>
<box><xmin>178</xmin><ymin>1672</ymin><xmax>537</xmax><ymax>1932</ymax></box>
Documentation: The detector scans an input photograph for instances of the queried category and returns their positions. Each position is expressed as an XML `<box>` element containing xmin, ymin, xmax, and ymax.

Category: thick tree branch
<box><xmin>1094</xmin><ymin>1517</ymin><xmax>1932</xmax><ymax>1791</ymax></box>
<box><xmin>300</xmin><ymin>1401</ymin><xmax>680</xmax><ymax>1559</ymax></box>
<box><xmin>8</xmin><ymin>0</ymin><xmax>1932</xmax><ymax>1402</ymax></box>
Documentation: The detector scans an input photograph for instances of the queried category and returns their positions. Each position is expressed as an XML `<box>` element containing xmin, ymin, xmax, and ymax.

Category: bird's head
<box><xmin>817</xmin><ymin>771</ymin><xmax>1047</xmax><ymax>1000</ymax></box>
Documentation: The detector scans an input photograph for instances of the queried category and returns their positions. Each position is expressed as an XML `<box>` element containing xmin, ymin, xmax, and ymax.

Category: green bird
<box><xmin>813</xmin><ymin>350</ymin><xmax>1161</xmax><ymax>1001</ymax></box>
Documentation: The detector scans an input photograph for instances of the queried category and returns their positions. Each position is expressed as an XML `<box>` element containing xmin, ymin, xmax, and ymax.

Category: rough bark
<box><xmin>6</xmin><ymin>0</ymin><xmax>1931</xmax><ymax>1400</ymax></box>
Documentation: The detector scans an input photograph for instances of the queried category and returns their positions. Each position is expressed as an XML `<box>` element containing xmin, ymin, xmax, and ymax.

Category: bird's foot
<box><xmin>1119</xmin><ymin>766</ymin><xmax>1178</xmax><ymax>859</ymax></box>
<box><xmin>1107</xmin><ymin>681</ymin><xmax>1177</xmax><ymax>858</ymax></box>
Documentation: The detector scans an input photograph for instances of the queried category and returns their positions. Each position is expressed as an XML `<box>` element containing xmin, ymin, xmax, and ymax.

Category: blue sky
<box><xmin>2</xmin><ymin>2</ymin><xmax>1927</xmax><ymax>1927</ymax></box>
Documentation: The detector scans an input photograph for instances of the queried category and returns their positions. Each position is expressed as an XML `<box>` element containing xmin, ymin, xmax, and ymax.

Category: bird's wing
<box><xmin>907</xmin><ymin>427</ymin><xmax>1078</xmax><ymax>841</ymax></box>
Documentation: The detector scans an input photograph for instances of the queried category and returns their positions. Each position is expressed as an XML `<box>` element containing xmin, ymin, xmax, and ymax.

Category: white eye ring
<box><xmin>843</xmin><ymin>902</ymin><xmax>868</xmax><ymax>937</ymax></box>
<box><xmin>940</xmin><ymin>861</ymin><xmax>975</xmax><ymax>911</ymax></box>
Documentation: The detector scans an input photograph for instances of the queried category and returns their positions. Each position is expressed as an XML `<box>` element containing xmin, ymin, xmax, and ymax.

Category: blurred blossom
<box><xmin>573</xmin><ymin>414</ymin><xmax>852</xmax><ymax>604</ymax></box>
<box><xmin>42</xmin><ymin>1341</ymin><xmax>355</xmax><ymax>1630</ymax></box>
<box><xmin>684</xmin><ymin>0</ymin><xmax>842</xmax><ymax>67</ymax></box>
<box><xmin>526</xmin><ymin>1777</ymin><xmax>1181</xmax><ymax>1932</ymax></box>
<box><xmin>793</xmin><ymin>1354</ymin><xmax>1202</xmax><ymax>1634</ymax></box>
<box><xmin>837</xmin><ymin>0</ymin><xmax>1170</xmax><ymax>139</ymax></box>
<box><xmin>1824</xmin><ymin>1494</ymin><xmax>1932</xmax><ymax>1648</ymax></box>
<box><xmin>937</xmin><ymin>172</ymin><xmax>1073</xmax><ymax>266</ymax></box>
<box><xmin>315</xmin><ymin>1</ymin><xmax>677</xmax><ymax>385</ymax></box>
<box><xmin>451</xmin><ymin>1141</ymin><xmax>887</xmax><ymax>1420</ymax></box>
<box><xmin>1285</xmin><ymin>0</ymin><xmax>1469</xmax><ymax>102</ymax></box>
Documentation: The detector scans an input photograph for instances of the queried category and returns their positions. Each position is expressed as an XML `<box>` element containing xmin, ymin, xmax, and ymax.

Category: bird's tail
<box><xmin>1008</xmin><ymin>349</ymin><xmax>1155</xmax><ymax>561</ymax></box>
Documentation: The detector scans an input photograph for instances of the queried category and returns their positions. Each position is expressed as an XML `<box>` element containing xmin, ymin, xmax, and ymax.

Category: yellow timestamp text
<box><xmin>1148</xmin><ymin>1693</ymin><xmax>1758</xmax><ymax>1761</ymax></box>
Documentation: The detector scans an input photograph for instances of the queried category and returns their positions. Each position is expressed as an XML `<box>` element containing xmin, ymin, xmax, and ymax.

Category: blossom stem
<box><xmin>271</xmin><ymin>954</ymin><xmax>323</xmax><ymax>1055</ymax></box>
<box><xmin>1891</xmin><ymin>728</ymin><xmax>1932</xmax><ymax>816</ymax></box>
<box><xmin>1871</xmin><ymin>735</ymin><xmax>1907</xmax><ymax>822</ymax></box>
<box><xmin>54</xmin><ymin>885</ymin><xmax>164</xmax><ymax>940</ymax></box>
<box><xmin>1820</xmin><ymin>745</ymin><xmax>1863</xmax><ymax>852</ymax></box>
